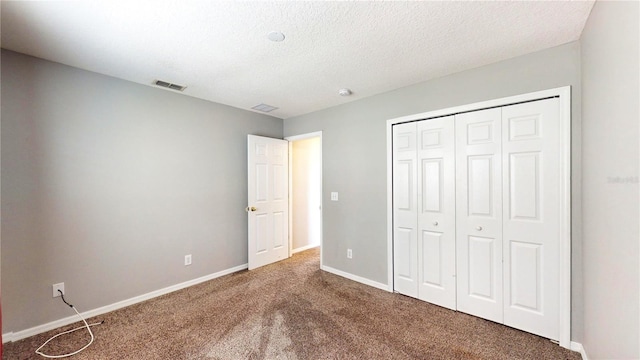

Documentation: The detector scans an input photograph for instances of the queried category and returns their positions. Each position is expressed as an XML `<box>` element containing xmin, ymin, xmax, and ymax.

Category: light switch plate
<box><xmin>331</xmin><ymin>192</ymin><xmax>339</xmax><ymax>201</ymax></box>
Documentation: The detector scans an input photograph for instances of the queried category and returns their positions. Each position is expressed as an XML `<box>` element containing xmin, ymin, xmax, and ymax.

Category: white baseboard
<box><xmin>571</xmin><ymin>341</ymin><xmax>588</xmax><ymax>360</ymax></box>
<box><xmin>321</xmin><ymin>265</ymin><xmax>390</xmax><ymax>292</ymax></box>
<box><xmin>2</xmin><ymin>263</ymin><xmax>248</xmax><ymax>343</ymax></box>
<box><xmin>291</xmin><ymin>244</ymin><xmax>319</xmax><ymax>254</ymax></box>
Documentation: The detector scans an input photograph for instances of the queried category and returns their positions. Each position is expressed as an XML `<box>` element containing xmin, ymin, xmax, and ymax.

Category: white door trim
<box><xmin>386</xmin><ymin>86</ymin><xmax>571</xmax><ymax>349</ymax></box>
<box><xmin>285</xmin><ymin>131</ymin><xmax>323</xmax><ymax>268</ymax></box>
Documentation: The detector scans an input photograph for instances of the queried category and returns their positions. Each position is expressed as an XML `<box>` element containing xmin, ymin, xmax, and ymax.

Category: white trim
<box><xmin>287</xmin><ymin>140</ymin><xmax>294</xmax><ymax>257</ymax></box>
<box><xmin>386</xmin><ymin>86</ymin><xmax>572</xmax><ymax>349</ymax></box>
<box><xmin>321</xmin><ymin>265</ymin><xmax>390</xmax><ymax>292</ymax></box>
<box><xmin>570</xmin><ymin>342</ymin><xmax>589</xmax><ymax>360</ymax></box>
<box><xmin>292</xmin><ymin>244</ymin><xmax>320</xmax><ymax>254</ymax></box>
<box><xmin>386</xmin><ymin>120</ymin><xmax>395</xmax><ymax>292</ymax></box>
<box><xmin>285</xmin><ymin>131</ymin><xmax>323</xmax><ymax>268</ymax></box>
<box><xmin>387</xmin><ymin>87</ymin><xmax>569</xmax><ymax>127</ymax></box>
<box><xmin>2</xmin><ymin>263</ymin><xmax>248</xmax><ymax>343</ymax></box>
<box><xmin>285</xmin><ymin>131</ymin><xmax>323</xmax><ymax>142</ymax></box>
<box><xmin>558</xmin><ymin>86</ymin><xmax>572</xmax><ymax>349</ymax></box>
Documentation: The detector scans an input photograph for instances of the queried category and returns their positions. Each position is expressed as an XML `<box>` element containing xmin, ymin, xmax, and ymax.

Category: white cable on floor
<box><xmin>35</xmin><ymin>292</ymin><xmax>103</xmax><ymax>358</ymax></box>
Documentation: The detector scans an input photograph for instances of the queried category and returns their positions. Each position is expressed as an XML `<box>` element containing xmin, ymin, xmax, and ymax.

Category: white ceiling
<box><xmin>1</xmin><ymin>1</ymin><xmax>594</xmax><ymax>119</ymax></box>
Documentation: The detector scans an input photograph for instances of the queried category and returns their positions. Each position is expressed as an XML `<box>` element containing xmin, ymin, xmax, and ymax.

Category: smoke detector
<box><xmin>338</xmin><ymin>88</ymin><xmax>352</xmax><ymax>96</ymax></box>
<box><xmin>267</xmin><ymin>31</ymin><xmax>285</xmax><ymax>42</ymax></box>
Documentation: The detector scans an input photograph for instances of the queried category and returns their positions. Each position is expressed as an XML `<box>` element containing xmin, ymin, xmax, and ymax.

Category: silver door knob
<box><xmin>476</xmin><ymin>226</ymin><xmax>483</xmax><ymax>231</ymax></box>
<box><xmin>433</xmin><ymin>221</ymin><xmax>439</xmax><ymax>226</ymax></box>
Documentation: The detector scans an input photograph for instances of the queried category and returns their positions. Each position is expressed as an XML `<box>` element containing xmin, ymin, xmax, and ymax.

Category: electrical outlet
<box><xmin>185</xmin><ymin>254</ymin><xmax>192</xmax><ymax>266</ymax></box>
<box><xmin>52</xmin><ymin>283</ymin><xmax>65</xmax><ymax>298</ymax></box>
<box><xmin>347</xmin><ymin>249</ymin><xmax>352</xmax><ymax>259</ymax></box>
<box><xmin>331</xmin><ymin>192</ymin><xmax>339</xmax><ymax>201</ymax></box>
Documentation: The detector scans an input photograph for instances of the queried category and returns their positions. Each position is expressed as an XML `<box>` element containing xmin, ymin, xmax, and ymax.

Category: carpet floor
<box><xmin>3</xmin><ymin>248</ymin><xmax>580</xmax><ymax>359</ymax></box>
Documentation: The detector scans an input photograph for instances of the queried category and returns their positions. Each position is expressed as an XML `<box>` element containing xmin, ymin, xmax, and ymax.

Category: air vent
<box><xmin>251</xmin><ymin>103</ymin><xmax>278</xmax><ymax>113</ymax></box>
<box><xmin>153</xmin><ymin>79</ymin><xmax>187</xmax><ymax>92</ymax></box>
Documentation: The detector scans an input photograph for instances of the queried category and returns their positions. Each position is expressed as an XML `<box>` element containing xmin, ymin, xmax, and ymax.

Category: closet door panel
<box><xmin>502</xmin><ymin>98</ymin><xmax>560</xmax><ymax>341</ymax></box>
<box><xmin>417</xmin><ymin>116</ymin><xmax>456</xmax><ymax>309</ymax></box>
<box><xmin>393</xmin><ymin>122</ymin><xmax>418</xmax><ymax>297</ymax></box>
<box><xmin>467</xmin><ymin>235</ymin><xmax>498</xmax><ymax>299</ymax></box>
<box><xmin>455</xmin><ymin>108</ymin><xmax>504</xmax><ymax>324</ymax></box>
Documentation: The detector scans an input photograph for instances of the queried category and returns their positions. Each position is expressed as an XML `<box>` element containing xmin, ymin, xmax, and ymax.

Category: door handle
<box><xmin>433</xmin><ymin>221</ymin><xmax>439</xmax><ymax>226</ymax></box>
<box><xmin>476</xmin><ymin>226</ymin><xmax>483</xmax><ymax>231</ymax></box>
<box><xmin>246</xmin><ymin>206</ymin><xmax>257</xmax><ymax>212</ymax></box>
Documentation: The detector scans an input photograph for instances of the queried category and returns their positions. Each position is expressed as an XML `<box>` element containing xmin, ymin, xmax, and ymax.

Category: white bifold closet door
<box><xmin>393</xmin><ymin>117</ymin><xmax>456</xmax><ymax>310</ymax></box>
<box><xmin>393</xmin><ymin>122</ymin><xmax>419</xmax><ymax>297</ymax></box>
<box><xmin>455</xmin><ymin>99</ymin><xmax>560</xmax><ymax>340</ymax></box>
<box><xmin>455</xmin><ymin>107</ymin><xmax>504</xmax><ymax>323</ymax></box>
<box><xmin>417</xmin><ymin>117</ymin><xmax>456</xmax><ymax>309</ymax></box>
<box><xmin>393</xmin><ymin>97</ymin><xmax>561</xmax><ymax>341</ymax></box>
<box><xmin>501</xmin><ymin>99</ymin><xmax>560</xmax><ymax>340</ymax></box>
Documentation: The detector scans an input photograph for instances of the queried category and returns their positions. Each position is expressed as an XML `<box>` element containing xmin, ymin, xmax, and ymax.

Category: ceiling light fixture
<box><xmin>338</xmin><ymin>88</ymin><xmax>352</xmax><ymax>96</ymax></box>
<box><xmin>267</xmin><ymin>31</ymin><xmax>285</xmax><ymax>42</ymax></box>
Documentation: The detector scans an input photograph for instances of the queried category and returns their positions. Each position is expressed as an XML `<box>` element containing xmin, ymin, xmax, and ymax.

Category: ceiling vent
<box><xmin>154</xmin><ymin>79</ymin><xmax>187</xmax><ymax>92</ymax></box>
<box><xmin>251</xmin><ymin>103</ymin><xmax>279</xmax><ymax>113</ymax></box>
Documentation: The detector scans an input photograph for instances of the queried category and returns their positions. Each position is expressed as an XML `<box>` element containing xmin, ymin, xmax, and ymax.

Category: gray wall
<box><xmin>581</xmin><ymin>1</ymin><xmax>639</xmax><ymax>359</ymax></box>
<box><xmin>284</xmin><ymin>42</ymin><xmax>584</xmax><ymax>340</ymax></box>
<box><xmin>1</xmin><ymin>50</ymin><xmax>282</xmax><ymax>333</ymax></box>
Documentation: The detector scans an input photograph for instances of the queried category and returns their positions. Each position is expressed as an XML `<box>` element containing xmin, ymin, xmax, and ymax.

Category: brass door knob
<box><xmin>246</xmin><ymin>206</ymin><xmax>257</xmax><ymax>212</ymax></box>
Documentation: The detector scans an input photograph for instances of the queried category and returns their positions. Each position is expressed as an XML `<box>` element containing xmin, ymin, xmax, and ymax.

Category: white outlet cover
<box><xmin>52</xmin><ymin>283</ymin><xmax>64</xmax><ymax>297</ymax></box>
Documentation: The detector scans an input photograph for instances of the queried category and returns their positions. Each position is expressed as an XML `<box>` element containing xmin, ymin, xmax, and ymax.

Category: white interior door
<box><xmin>247</xmin><ymin>135</ymin><xmax>289</xmax><ymax>270</ymax></box>
<box><xmin>416</xmin><ymin>116</ymin><xmax>456</xmax><ymax>309</ymax></box>
<box><xmin>392</xmin><ymin>122</ymin><xmax>418</xmax><ymax>297</ymax></box>
<box><xmin>502</xmin><ymin>98</ymin><xmax>560</xmax><ymax>340</ymax></box>
<box><xmin>455</xmin><ymin>108</ymin><xmax>504</xmax><ymax>324</ymax></box>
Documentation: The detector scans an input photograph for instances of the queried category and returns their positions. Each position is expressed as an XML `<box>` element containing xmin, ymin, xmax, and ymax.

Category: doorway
<box><xmin>287</xmin><ymin>132</ymin><xmax>323</xmax><ymax>265</ymax></box>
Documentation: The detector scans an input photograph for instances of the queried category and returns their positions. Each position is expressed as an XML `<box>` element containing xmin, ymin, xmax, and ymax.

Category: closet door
<box><xmin>392</xmin><ymin>122</ymin><xmax>418</xmax><ymax>297</ymax></box>
<box><xmin>416</xmin><ymin>116</ymin><xmax>456</xmax><ymax>309</ymax></box>
<box><xmin>502</xmin><ymin>98</ymin><xmax>560</xmax><ymax>340</ymax></box>
<box><xmin>455</xmin><ymin>108</ymin><xmax>503</xmax><ymax>324</ymax></box>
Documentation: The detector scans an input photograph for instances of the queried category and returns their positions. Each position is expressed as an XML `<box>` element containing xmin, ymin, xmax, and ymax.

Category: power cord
<box><xmin>35</xmin><ymin>290</ymin><xmax>104</xmax><ymax>358</ymax></box>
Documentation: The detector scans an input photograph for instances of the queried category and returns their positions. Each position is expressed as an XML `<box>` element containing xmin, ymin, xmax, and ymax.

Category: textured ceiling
<box><xmin>1</xmin><ymin>1</ymin><xmax>594</xmax><ymax>119</ymax></box>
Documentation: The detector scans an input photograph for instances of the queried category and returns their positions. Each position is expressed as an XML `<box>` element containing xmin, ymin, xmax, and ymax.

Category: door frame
<box><xmin>285</xmin><ymin>131</ymin><xmax>323</xmax><ymax>268</ymax></box>
<box><xmin>386</xmin><ymin>86</ymin><xmax>571</xmax><ymax>349</ymax></box>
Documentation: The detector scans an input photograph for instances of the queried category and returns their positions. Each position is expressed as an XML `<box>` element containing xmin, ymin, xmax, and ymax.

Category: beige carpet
<box><xmin>3</xmin><ymin>248</ymin><xmax>580</xmax><ymax>359</ymax></box>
